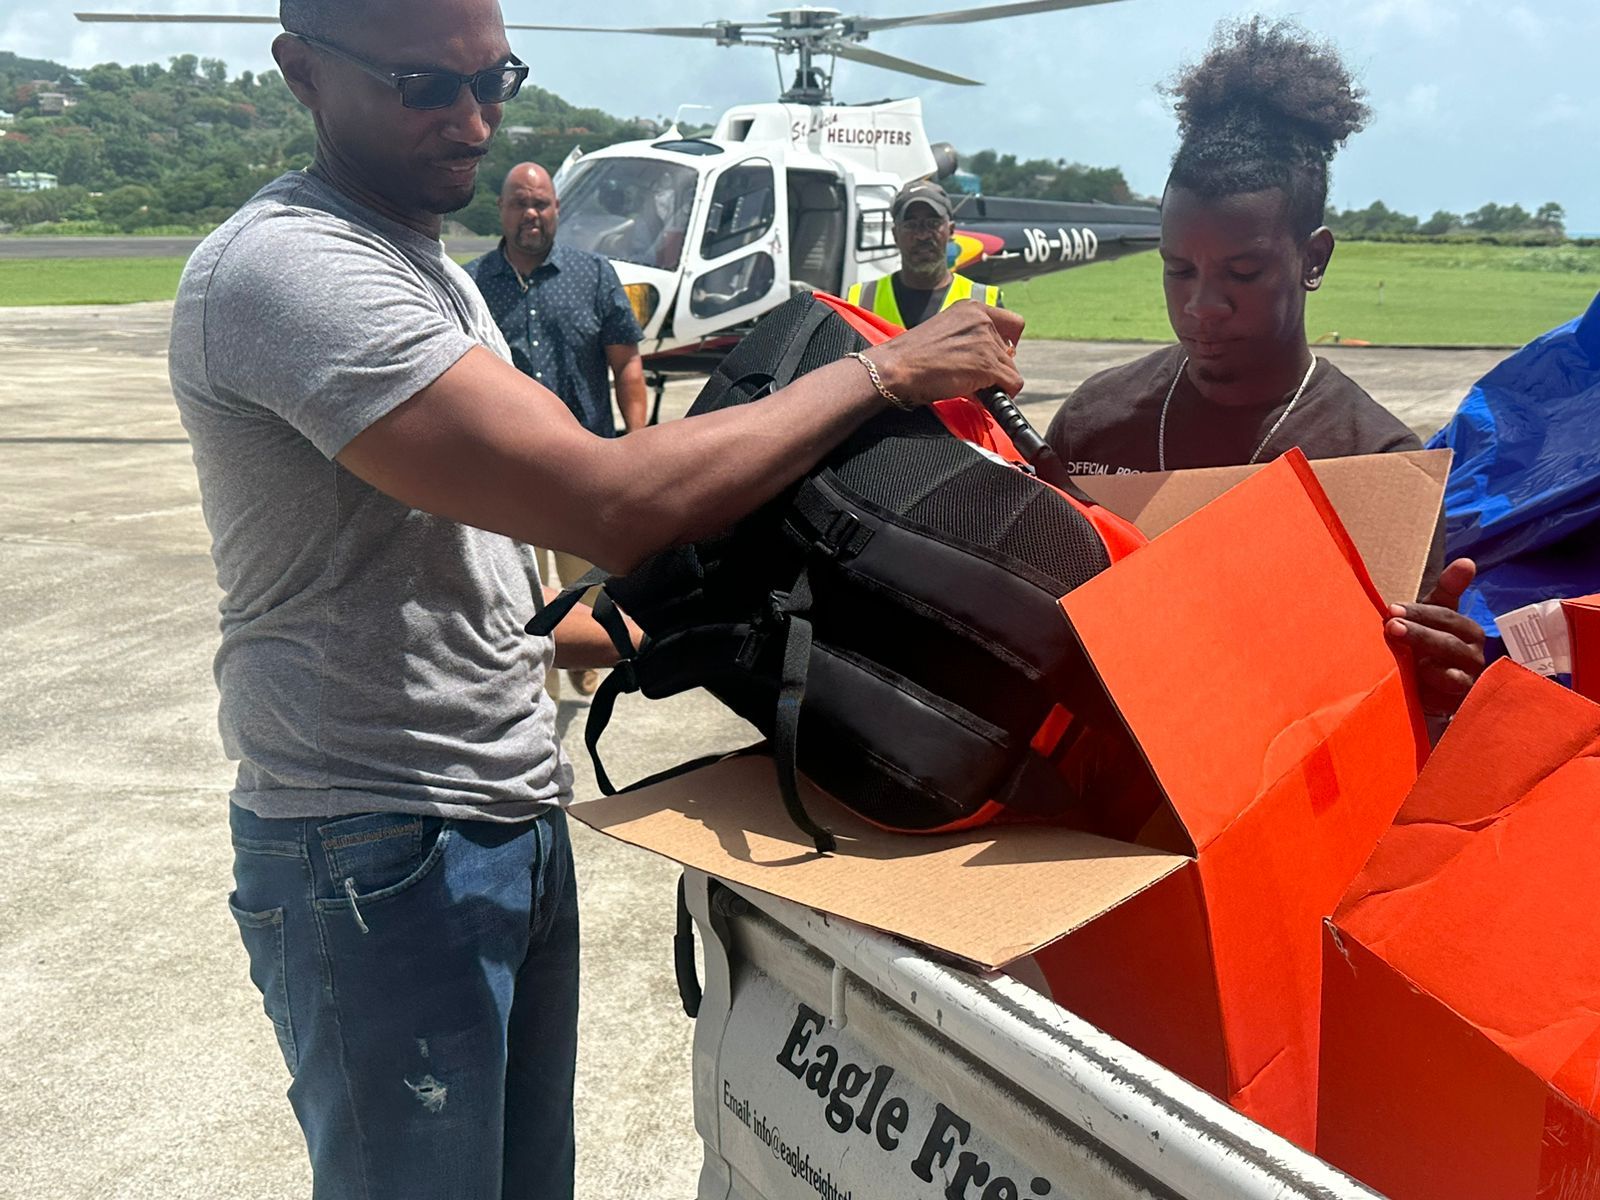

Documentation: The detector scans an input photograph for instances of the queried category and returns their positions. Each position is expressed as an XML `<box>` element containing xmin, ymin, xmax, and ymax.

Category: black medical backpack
<box><xmin>530</xmin><ymin>292</ymin><xmax>1139</xmax><ymax>852</ymax></box>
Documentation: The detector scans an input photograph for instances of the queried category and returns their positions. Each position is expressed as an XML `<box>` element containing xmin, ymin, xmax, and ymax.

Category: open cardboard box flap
<box><xmin>1072</xmin><ymin>448</ymin><xmax>1451</xmax><ymax>604</ymax></box>
<box><xmin>571</xmin><ymin>451</ymin><xmax>1437</xmax><ymax>1000</ymax></box>
<box><xmin>575</xmin><ymin>751</ymin><xmax>1187</xmax><ymax>970</ymax></box>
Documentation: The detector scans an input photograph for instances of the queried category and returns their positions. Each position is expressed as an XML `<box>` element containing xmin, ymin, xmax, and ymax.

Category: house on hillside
<box><xmin>4</xmin><ymin>171</ymin><xmax>58</xmax><ymax>191</ymax></box>
<box><xmin>0</xmin><ymin>110</ymin><xmax>14</xmax><ymax>127</ymax></box>
<box><xmin>36</xmin><ymin>92</ymin><xmax>76</xmax><ymax>115</ymax></box>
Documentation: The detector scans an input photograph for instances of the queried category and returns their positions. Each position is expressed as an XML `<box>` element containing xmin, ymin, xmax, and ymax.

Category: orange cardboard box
<box><xmin>1033</xmin><ymin>451</ymin><xmax>1429</xmax><ymax>1148</ymax></box>
<box><xmin>1317</xmin><ymin>659</ymin><xmax>1600</xmax><ymax>1200</ymax></box>
<box><xmin>1563</xmin><ymin>593</ymin><xmax>1600</xmax><ymax>701</ymax></box>
<box><xmin>571</xmin><ymin>451</ymin><xmax>1436</xmax><ymax>1147</ymax></box>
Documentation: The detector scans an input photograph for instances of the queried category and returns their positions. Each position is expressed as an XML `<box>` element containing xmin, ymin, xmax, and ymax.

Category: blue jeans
<box><xmin>228</xmin><ymin>804</ymin><xmax>579</xmax><ymax>1200</ymax></box>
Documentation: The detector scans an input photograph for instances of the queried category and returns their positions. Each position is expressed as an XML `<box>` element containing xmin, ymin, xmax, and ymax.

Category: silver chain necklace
<box><xmin>1157</xmin><ymin>353</ymin><xmax>1319</xmax><ymax>471</ymax></box>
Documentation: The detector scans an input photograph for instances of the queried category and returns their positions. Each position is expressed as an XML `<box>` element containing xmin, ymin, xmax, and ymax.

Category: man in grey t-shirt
<box><xmin>172</xmin><ymin>1</ymin><xmax>1024</xmax><ymax>1196</ymax></box>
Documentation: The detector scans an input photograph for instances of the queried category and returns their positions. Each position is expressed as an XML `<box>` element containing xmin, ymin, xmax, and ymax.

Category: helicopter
<box><xmin>78</xmin><ymin>1</ymin><xmax>1162</xmax><ymax>389</ymax></box>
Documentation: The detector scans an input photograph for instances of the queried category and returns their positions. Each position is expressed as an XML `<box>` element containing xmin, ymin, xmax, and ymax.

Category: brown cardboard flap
<box><xmin>1073</xmin><ymin>449</ymin><xmax>1451</xmax><ymax>605</ymax></box>
<box><xmin>569</xmin><ymin>752</ymin><xmax>1189</xmax><ymax>969</ymax></box>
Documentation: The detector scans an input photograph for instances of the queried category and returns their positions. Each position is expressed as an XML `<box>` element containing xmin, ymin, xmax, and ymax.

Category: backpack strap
<box><xmin>576</xmin><ymin>588</ymin><xmax>645</xmax><ymax>796</ymax></box>
<box><xmin>585</xmin><ymin>663</ymin><xmax>759</xmax><ymax>798</ymax></box>
<box><xmin>590</xmin><ymin>589</ymin><xmax>635</xmax><ymax>660</ymax></box>
<box><xmin>771</xmin><ymin>296</ymin><xmax>837</xmax><ymax>388</ymax></box>
<box><xmin>525</xmin><ymin>565</ymin><xmax>613</xmax><ymax>637</ymax></box>
<box><xmin>768</xmin><ymin>566</ymin><xmax>837</xmax><ymax>854</ymax></box>
<box><xmin>583</xmin><ymin>665</ymin><xmax>634</xmax><ymax>795</ymax></box>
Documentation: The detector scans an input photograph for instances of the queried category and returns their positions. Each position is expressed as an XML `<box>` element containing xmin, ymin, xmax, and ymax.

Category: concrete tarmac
<box><xmin>0</xmin><ymin>302</ymin><xmax>1499</xmax><ymax>1198</ymax></box>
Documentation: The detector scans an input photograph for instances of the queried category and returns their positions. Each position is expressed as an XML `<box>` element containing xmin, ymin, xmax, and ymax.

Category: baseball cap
<box><xmin>891</xmin><ymin>180</ymin><xmax>953</xmax><ymax>222</ymax></box>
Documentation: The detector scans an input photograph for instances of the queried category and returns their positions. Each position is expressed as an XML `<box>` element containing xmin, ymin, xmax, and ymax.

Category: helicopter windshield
<box><xmin>558</xmin><ymin>158</ymin><xmax>700</xmax><ymax>272</ymax></box>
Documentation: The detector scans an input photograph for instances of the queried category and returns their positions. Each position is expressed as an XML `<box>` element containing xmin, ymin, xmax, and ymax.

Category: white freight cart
<box><xmin>679</xmin><ymin>871</ymin><xmax>1382</xmax><ymax>1200</ymax></box>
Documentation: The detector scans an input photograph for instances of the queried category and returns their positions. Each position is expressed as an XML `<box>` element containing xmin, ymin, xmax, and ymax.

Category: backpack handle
<box><xmin>977</xmin><ymin>387</ymin><xmax>1097</xmax><ymax>505</ymax></box>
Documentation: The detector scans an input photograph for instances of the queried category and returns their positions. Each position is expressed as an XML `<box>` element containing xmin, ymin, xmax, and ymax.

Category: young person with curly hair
<box><xmin>1045</xmin><ymin>17</ymin><xmax>1485</xmax><ymax>716</ymax></box>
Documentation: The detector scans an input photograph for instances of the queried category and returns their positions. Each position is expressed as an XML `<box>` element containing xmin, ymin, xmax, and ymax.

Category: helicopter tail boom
<box><xmin>947</xmin><ymin>193</ymin><xmax>1160</xmax><ymax>285</ymax></box>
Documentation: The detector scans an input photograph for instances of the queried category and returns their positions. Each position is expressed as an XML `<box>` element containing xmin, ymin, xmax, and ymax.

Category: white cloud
<box><xmin>1352</xmin><ymin>0</ymin><xmax>1461</xmax><ymax>36</ymax></box>
<box><xmin>1505</xmin><ymin>5</ymin><xmax>1545</xmax><ymax>41</ymax></box>
<box><xmin>1532</xmin><ymin>94</ymin><xmax>1583</xmax><ymax>127</ymax></box>
<box><xmin>1400</xmin><ymin>83</ymin><xmax>1440</xmax><ymax>120</ymax></box>
<box><xmin>1134</xmin><ymin>94</ymin><xmax>1168</xmax><ymax>123</ymax></box>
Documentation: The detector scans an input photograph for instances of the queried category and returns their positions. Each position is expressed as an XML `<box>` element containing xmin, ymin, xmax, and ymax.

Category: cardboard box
<box><xmin>571</xmin><ymin>450</ymin><xmax>1439</xmax><ymax>1146</ymax></box>
<box><xmin>1033</xmin><ymin>451</ymin><xmax>1430</xmax><ymax>1148</ymax></box>
<box><xmin>1318</xmin><ymin>660</ymin><xmax>1600</xmax><ymax>1200</ymax></box>
<box><xmin>1072</xmin><ymin>448</ymin><xmax>1451</xmax><ymax>605</ymax></box>
<box><xmin>1563</xmin><ymin>593</ymin><xmax>1600</xmax><ymax>701</ymax></box>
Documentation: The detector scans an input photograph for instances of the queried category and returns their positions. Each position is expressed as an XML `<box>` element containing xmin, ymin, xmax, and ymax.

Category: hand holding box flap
<box><xmin>1040</xmin><ymin>451</ymin><xmax>1427</xmax><ymax>1149</ymax></box>
<box><xmin>1320</xmin><ymin>659</ymin><xmax>1600</xmax><ymax>1200</ymax></box>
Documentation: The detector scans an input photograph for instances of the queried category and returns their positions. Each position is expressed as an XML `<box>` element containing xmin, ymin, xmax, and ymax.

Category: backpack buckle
<box><xmin>817</xmin><ymin>510</ymin><xmax>862</xmax><ymax>558</ymax></box>
<box><xmin>735</xmin><ymin>628</ymin><xmax>766</xmax><ymax>670</ymax></box>
<box><xmin>767</xmin><ymin>588</ymin><xmax>803</xmax><ymax>620</ymax></box>
<box><xmin>735</xmin><ymin>588</ymin><xmax>801</xmax><ymax>669</ymax></box>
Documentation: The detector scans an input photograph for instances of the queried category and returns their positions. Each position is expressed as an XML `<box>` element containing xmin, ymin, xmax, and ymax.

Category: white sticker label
<box><xmin>1497</xmin><ymin>599</ymin><xmax>1572</xmax><ymax>676</ymax></box>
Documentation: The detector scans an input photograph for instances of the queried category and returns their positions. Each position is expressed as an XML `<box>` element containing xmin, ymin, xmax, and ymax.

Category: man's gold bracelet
<box><xmin>847</xmin><ymin>351</ymin><xmax>913</xmax><ymax>410</ymax></box>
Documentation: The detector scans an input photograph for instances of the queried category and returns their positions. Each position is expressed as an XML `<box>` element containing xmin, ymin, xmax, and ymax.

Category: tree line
<box><xmin>0</xmin><ymin>50</ymin><xmax>1575</xmax><ymax>245</ymax></box>
<box><xmin>1325</xmin><ymin>198</ymin><xmax>1568</xmax><ymax>243</ymax></box>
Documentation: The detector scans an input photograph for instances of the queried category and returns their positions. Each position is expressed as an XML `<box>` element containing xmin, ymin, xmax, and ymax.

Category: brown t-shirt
<box><xmin>1044</xmin><ymin>343</ymin><xmax>1442</xmax><ymax>593</ymax></box>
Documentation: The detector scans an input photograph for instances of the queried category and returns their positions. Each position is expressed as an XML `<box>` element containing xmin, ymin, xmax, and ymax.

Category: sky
<box><xmin>4</xmin><ymin>0</ymin><xmax>1597</xmax><ymax>231</ymax></box>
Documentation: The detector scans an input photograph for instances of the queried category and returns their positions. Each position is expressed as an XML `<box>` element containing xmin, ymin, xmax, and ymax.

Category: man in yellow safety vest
<box><xmin>847</xmin><ymin>180</ymin><xmax>1001</xmax><ymax>328</ymax></box>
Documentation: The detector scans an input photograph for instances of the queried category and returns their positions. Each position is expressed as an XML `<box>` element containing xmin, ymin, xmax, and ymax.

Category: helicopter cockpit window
<box><xmin>690</xmin><ymin>251</ymin><xmax>775</xmax><ymax>319</ymax></box>
<box><xmin>557</xmin><ymin>157</ymin><xmax>699</xmax><ymax>272</ymax></box>
<box><xmin>700</xmin><ymin>160</ymin><xmax>776</xmax><ymax>261</ymax></box>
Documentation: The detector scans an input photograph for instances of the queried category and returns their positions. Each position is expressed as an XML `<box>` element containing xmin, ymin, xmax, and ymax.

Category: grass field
<box><xmin>1009</xmin><ymin>241</ymin><xmax>1600</xmax><ymax>345</ymax></box>
<box><xmin>0</xmin><ymin>257</ymin><xmax>188</xmax><ymax>307</ymax></box>
<box><xmin>3</xmin><ymin>241</ymin><xmax>1596</xmax><ymax>346</ymax></box>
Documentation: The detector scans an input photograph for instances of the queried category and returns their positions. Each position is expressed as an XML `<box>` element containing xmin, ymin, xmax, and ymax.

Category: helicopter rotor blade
<box><xmin>76</xmin><ymin>12</ymin><xmax>743</xmax><ymax>36</ymax></box>
<box><xmin>76</xmin><ymin>11</ymin><xmax>279</xmax><ymax>22</ymax></box>
<box><xmin>825</xmin><ymin>42</ymin><xmax>982</xmax><ymax>87</ymax></box>
<box><xmin>75</xmin><ymin>11</ymin><xmax>754</xmax><ymax>37</ymax></box>
<box><xmin>849</xmin><ymin>0</ymin><xmax>1123</xmax><ymax>34</ymax></box>
<box><xmin>502</xmin><ymin>23</ymin><xmax>734</xmax><ymax>39</ymax></box>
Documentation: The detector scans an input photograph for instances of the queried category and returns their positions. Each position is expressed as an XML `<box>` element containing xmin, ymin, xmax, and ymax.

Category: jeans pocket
<box><xmin>317</xmin><ymin>813</ymin><xmax>448</xmax><ymax>903</ymax></box>
<box><xmin>314</xmin><ymin>817</ymin><xmax>452</xmax><ymax>940</ymax></box>
<box><xmin>227</xmin><ymin>896</ymin><xmax>297</xmax><ymax>1076</ymax></box>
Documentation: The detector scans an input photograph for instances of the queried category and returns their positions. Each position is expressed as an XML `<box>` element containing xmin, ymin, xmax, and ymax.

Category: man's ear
<box><xmin>1303</xmin><ymin>226</ymin><xmax>1335</xmax><ymax>292</ymax></box>
<box><xmin>272</xmin><ymin>33</ymin><xmax>322</xmax><ymax>111</ymax></box>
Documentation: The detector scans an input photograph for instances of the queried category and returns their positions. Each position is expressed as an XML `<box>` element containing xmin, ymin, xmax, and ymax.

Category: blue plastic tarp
<box><xmin>1426</xmin><ymin>290</ymin><xmax>1600</xmax><ymax>636</ymax></box>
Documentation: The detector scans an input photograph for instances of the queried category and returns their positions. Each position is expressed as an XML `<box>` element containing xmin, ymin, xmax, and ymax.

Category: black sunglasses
<box><xmin>291</xmin><ymin>32</ymin><xmax>528</xmax><ymax>110</ymax></box>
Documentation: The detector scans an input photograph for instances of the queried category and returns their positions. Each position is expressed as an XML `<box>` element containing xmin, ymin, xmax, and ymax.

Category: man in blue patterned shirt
<box><xmin>468</xmin><ymin>161</ymin><xmax>648</xmax><ymax>695</ymax></box>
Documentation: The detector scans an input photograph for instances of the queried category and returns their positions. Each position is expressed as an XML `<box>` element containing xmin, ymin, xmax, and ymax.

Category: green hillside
<box><xmin>0</xmin><ymin>50</ymin><xmax>653</xmax><ymax>234</ymax></box>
